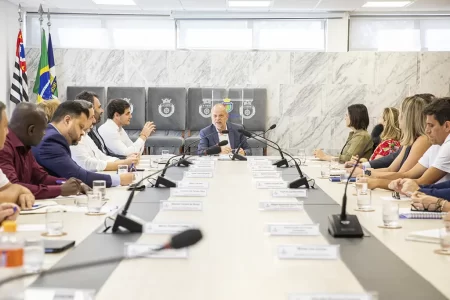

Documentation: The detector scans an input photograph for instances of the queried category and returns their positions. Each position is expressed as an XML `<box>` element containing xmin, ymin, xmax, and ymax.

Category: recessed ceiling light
<box><xmin>362</xmin><ymin>1</ymin><xmax>412</xmax><ymax>8</ymax></box>
<box><xmin>228</xmin><ymin>1</ymin><xmax>271</xmax><ymax>8</ymax></box>
<box><xmin>93</xmin><ymin>0</ymin><xmax>136</xmax><ymax>5</ymax></box>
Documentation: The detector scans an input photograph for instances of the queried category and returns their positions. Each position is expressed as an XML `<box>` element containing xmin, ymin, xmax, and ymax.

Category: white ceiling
<box><xmin>8</xmin><ymin>0</ymin><xmax>450</xmax><ymax>13</ymax></box>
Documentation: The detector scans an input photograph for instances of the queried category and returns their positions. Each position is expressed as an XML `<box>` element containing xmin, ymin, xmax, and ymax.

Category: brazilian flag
<box><xmin>33</xmin><ymin>28</ymin><xmax>52</xmax><ymax>103</ymax></box>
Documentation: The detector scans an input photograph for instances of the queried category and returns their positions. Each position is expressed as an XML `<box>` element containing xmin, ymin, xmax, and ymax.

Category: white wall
<box><xmin>0</xmin><ymin>0</ymin><xmax>19</xmax><ymax>114</ymax></box>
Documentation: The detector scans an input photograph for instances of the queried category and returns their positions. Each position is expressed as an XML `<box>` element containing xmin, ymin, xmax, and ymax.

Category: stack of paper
<box><xmin>406</xmin><ymin>228</ymin><xmax>441</xmax><ymax>244</ymax></box>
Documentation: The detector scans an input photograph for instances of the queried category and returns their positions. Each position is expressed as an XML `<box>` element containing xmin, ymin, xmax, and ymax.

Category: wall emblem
<box><xmin>222</xmin><ymin>98</ymin><xmax>233</xmax><ymax>113</ymax></box>
<box><xmin>158</xmin><ymin>98</ymin><xmax>175</xmax><ymax>118</ymax></box>
<box><xmin>240</xmin><ymin>99</ymin><xmax>256</xmax><ymax>119</ymax></box>
<box><xmin>199</xmin><ymin>98</ymin><xmax>212</xmax><ymax>118</ymax></box>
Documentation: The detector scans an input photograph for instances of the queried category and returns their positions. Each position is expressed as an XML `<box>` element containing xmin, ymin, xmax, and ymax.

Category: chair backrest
<box><xmin>106</xmin><ymin>87</ymin><xmax>146</xmax><ymax>130</ymax></box>
<box><xmin>66</xmin><ymin>86</ymin><xmax>106</xmax><ymax>124</ymax></box>
<box><xmin>228</xmin><ymin>88</ymin><xmax>267</xmax><ymax>131</ymax></box>
<box><xmin>147</xmin><ymin>87</ymin><xmax>186</xmax><ymax>131</ymax></box>
<box><xmin>187</xmin><ymin>88</ymin><xmax>227</xmax><ymax>131</ymax></box>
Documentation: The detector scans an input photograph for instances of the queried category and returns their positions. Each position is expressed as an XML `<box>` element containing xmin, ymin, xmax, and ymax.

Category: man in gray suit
<box><xmin>197</xmin><ymin>104</ymin><xmax>251</xmax><ymax>156</ymax></box>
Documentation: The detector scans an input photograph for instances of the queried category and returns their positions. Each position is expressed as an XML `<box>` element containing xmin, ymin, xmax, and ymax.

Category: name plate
<box><xmin>252</xmin><ymin>171</ymin><xmax>281</xmax><ymax>178</ymax></box>
<box><xmin>24</xmin><ymin>289</ymin><xmax>95</xmax><ymax>300</ymax></box>
<box><xmin>160</xmin><ymin>201</ymin><xmax>203</xmax><ymax>211</ymax></box>
<box><xmin>125</xmin><ymin>243</ymin><xmax>188</xmax><ymax>259</ymax></box>
<box><xmin>256</xmin><ymin>181</ymin><xmax>288</xmax><ymax>189</ymax></box>
<box><xmin>289</xmin><ymin>294</ymin><xmax>374</xmax><ymax>300</ymax></box>
<box><xmin>259</xmin><ymin>201</ymin><xmax>303</xmax><ymax>211</ymax></box>
<box><xmin>184</xmin><ymin>171</ymin><xmax>213</xmax><ymax>178</ymax></box>
<box><xmin>170</xmin><ymin>188</ymin><xmax>207</xmax><ymax>197</ymax></box>
<box><xmin>278</xmin><ymin>245</ymin><xmax>340</xmax><ymax>260</ymax></box>
<box><xmin>250</xmin><ymin>165</ymin><xmax>276</xmax><ymax>171</ymax></box>
<box><xmin>248</xmin><ymin>160</ymin><xmax>271</xmax><ymax>166</ymax></box>
<box><xmin>193</xmin><ymin>161</ymin><xmax>215</xmax><ymax>167</ymax></box>
<box><xmin>144</xmin><ymin>223</ymin><xmax>193</xmax><ymax>234</ymax></box>
<box><xmin>267</xmin><ymin>224</ymin><xmax>320</xmax><ymax>236</ymax></box>
<box><xmin>272</xmin><ymin>189</ymin><xmax>308</xmax><ymax>198</ymax></box>
<box><xmin>189</xmin><ymin>166</ymin><xmax>214</xmax><ymax>172</ymax></box>
<box><xmin>177</xmin><ymin>181</ymin><xmax>209</xmax><ymax>189</ymax></box>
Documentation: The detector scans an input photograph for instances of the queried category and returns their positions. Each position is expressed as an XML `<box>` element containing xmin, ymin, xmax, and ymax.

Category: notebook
<box><xmin>399</xmin><ymin>208</ymin><xmax>446</xmax><ymax>219</ymax></box>
<box><xmin>406</xmin><ymin>228</ymin><xmax>441</xmax><ymax>244</ymax></box>
<box><xmin>20</xmin><ymin>201</ymin><xmax>59</xmax><ymax>215</ymax></box>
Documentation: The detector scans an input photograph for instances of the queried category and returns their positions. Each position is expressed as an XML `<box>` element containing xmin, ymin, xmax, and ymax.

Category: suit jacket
<box><xmin>32</xmin><ymin>124</ymin><xmax>113</xmax><ymax>187</ymax></box>
<box><xmin>368</xmin><ymin>145</ymin><xmax>411</xmax><ymax>169</ymax></box>
<box><xmin>88</xmin><ymin>126</ymin><xmax>126</xmax><ymax>159</ymax></box>
<box><xmin>197</xmin><ymin>122</ymin><xmax>251</xmax><ymax>156</ymax></box>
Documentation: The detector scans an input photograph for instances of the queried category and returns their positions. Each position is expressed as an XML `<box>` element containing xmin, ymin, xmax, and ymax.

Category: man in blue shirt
<box><xmin>32</xmin><ymin>100</ymin><xmax>134</xmax><ymax>187</ymax></box>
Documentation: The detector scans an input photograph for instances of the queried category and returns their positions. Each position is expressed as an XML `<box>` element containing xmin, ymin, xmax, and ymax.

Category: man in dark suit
<box><xmin>32</xmin><ymin>101</ymin><xmax>134</xmax><ymax>188</ymax></box>
<box><xmin>75</xmin><ymin>91</ymin><xmax>126</xmax><ymax>159</ymax></box>
<box><xmin>197</xmin><ymin>104</ymin><xmax>251</xmax><ymax>156</ymax></box>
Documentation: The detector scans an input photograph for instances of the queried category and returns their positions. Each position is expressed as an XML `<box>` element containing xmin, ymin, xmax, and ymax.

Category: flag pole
<box><xmin>38</xmin><ymin>4</ymin><xmax>44</xmax><ymax>28</ymax></box>
<box><xmin>47</xmin><ymin>8</ymin><xmax>51</xmax><ymax>32</ymax></box>
<box><xmin>17</xmin><ymin>4</ymin><xmax>23</xmax><ymax>29</ymax></box>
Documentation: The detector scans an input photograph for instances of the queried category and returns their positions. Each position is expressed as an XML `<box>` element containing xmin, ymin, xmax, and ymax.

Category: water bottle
<box><xmin>0</xmin><ymin>221</ymin><xmax>24</xmax><ymax>300</ymax></box>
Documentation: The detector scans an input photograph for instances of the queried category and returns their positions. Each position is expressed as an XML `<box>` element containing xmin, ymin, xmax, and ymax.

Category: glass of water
<box><xmin>118</xmin><ymin>165</ymin><xmax>128</xmax><ymax>175</ymax></box>
<box><xmin>439</xmin><ymin>221</ymin><xmax>450</xmax><ymax>253</ymax></box>
<box><xmin>298</xmin><ymin>149</ymin><xmax>307</xmax><ymax>165</ymax></box>
<box><xmin>382</xmin><ymin>201</ymin><xmax>400</xmax><ymax>227</ymax></box>
<box><xmin>46</xmin><ymin>207</ymin><xmax>64</xmax><ymax>236</ymax></box>
<box><xmin>330</xmin><ymin>157</ymin><xmax>339</xmax><ymax>169</ymax></box>
<box><xmin>92</xmin><ymin>180</ymin><xmax>106</xmax><ymax>200</ymax></box>
<box><xmin>24</xmin><ymin>238</ymin><xmax>45</xmax><ymax>273</ymax></box>
<box><xmin>161</xmin><ymin>150</ymin><xmax>170</xmax><ymax>159</ymax></box>
<box><xmin>321</xmin><ymin>162</ymin><xmax>331</xmax><ymax>178</ymax></box>
<box><xmin>357</xmin><ymin>188</ymin><xmax>372</xmax><ymax>210</ymax></box>
<box><xmin>87</xmin><ymin>191</ymin><xmax>103</xmax><ymax>214</ymax></box>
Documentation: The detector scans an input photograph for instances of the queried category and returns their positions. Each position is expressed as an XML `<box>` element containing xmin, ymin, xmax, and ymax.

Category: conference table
<box><xmin>12</xmin><ymin>156</ymin><xmax>450</xmax><ymax>300</ymax></box>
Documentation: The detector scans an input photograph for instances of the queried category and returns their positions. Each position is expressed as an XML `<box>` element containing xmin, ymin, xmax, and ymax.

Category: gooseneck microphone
<box><xmin>238</xmin><ymin>128</ymin><xmax>288</xmax><ymax>168</ymax></box>
<box><xmin>231</xmin><ymin>124</ymin><xmax>276</xmax><ymax>161</ymax></box>
<box><xmin>0</xmin><ymin>229</ymin><xmax>203</xmax><ymax>288</ymax></box>
<box><xmin>240</xmin><ymin>129</ymin><xmax>309</xmax><ymax>189</ymax></box>
<box><xmin>154</xmin><ymin>142</ymin><xmax>226</xmax><ymax>188</ymax></box>
<box><xmin>179</xmin><ymin>130</ymin><xmax>229</xmax><ymax>166</ymax></box>
<box><xmin>328</xmin><ymin>141</ymin><xmax>373</xmax><ymax>238</ymax></box>
<box><xmin>112</xmin><ymin>158</ymin><xmax>192</xmax><ymax>233</ymax></box>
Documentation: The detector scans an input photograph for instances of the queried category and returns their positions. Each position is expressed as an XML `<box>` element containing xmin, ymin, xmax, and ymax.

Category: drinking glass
<box><xmin>320</xmin><ymin>162</ymin><xmax>330</xmax><ymax>178</ymax></box>
<box><xmin>46</xmin><ymin>207</ymin><xmax>64</xmax><ymax>236</ymax></box>
<box><xmin>298</xmin><ymin>149</ymin><xmax>307</xmax><ymax>165</ymax></box>
<box><xmin>357</xmin><ymin>188</ymin><xmax>372</xmax><ymax>210</ymax></box>
<box><xmin>24</xmin><ymin>238</ymin><xmax>45</xmax><ymax>273</ymax></box>
<box><xmin>382</xmin><ymin>201</ymin><xmax>400</xmax><ymax>227</ymax></box>
<box><xmin>92</xmin><ymin>180</ymin><xmax>106</xmax><ymax>200</ymax></box>
<box><xmin>440</xmin><ymin>221</ymin><xmax>450</xmax><ymax>253</ymax></box>
<box><xmin>118</xmin><ymin>165</ymin><xmax>128</xmax><ymax>175</ymax></box>
<box><xmin>161</xmin><ymin>150</ymin><xmax>170</xmax><ymax>159</ymax></box>
<box><xmin>87</xmin><ymin>191</ymin><xmax>103</xmax><ymax>214</ymax></box>
<box><xmin>330</xmin><ymin>157</ymin><xmax>339</xmax><ymax>169</ymax></box>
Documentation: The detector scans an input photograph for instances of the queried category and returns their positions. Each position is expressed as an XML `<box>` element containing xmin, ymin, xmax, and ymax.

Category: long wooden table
<box><xmin>13</xmin><ymin>156</ymin><xmax>450</xmax><ymax>299</ymax></box>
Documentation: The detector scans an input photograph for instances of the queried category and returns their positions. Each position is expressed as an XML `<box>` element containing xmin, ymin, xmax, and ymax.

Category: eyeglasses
<box><xmin>392</xmin><ymin>191</ymin><xmax>401</xmax><ymax>200</ymax></box>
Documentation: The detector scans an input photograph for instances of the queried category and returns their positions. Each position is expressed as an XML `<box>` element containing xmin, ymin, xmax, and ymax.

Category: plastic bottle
<box><xmin>0</xmin><ymin>221</ymin><xmax>24</xmax><ymax>300</ymax></box>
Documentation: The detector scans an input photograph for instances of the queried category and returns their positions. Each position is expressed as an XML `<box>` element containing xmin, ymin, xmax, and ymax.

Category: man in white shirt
<box><xmin>98</xmin><ymin>99</ymin><xmax>155</xmax><ymax>156</ymax></box>
<box><xmin>385</xmin><ymin>98</ymin><xmax>450</xmax><ymax>191</ymax></box>
<box><xmin>0</xmin><ymin>101</ymin><xmax>34</xmax><ymax>210</ymax></box>
<box><xmin>71</xmin><ymin>95</ymin><xmax>138</xmax><ymax>172</ymax></box>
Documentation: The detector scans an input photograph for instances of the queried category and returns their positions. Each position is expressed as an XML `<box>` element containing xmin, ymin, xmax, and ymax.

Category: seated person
<box><xmin>0</xmin><ymin>102</ymin><xmax>34</xmax><ymax>209</ymax></box>
<box><xmin>70</xmin><ymin>95</ymin><xmax>138</xmax><ymax>171</ymax></box>
<box><xmin>0</xmin><ymin>103</ymin><xmax>86</xmax><ymax>199</ymax></box>
<box><xmin>32</xmin><ymin>100</ymin><xmax>134</xmax><ymax>187</ymax></box>
<box><xmin>75</xmin><ymin>91</ymin><xmax>126</xmax><ymax>159</ymax></box>
<box><xmin>314</xmin><ymin>104</ymin><xmax>373</xmax><ymax>163</ymax></box>
<box><xmin>368</xmin><ymin>97</ymin><xmax>450</xmax><ymax>190</ymax></box>
<box><xmin>391</xmin><ymin>178</ymin><xmax>450</xmax><ymax>201</ymax></box>
<box><xmin>0</xmin><ymin>203</ymin><xmax>20</xmax><ymax>225</ymax></box>
<box><xmin>368</xmin><ymin>107</ymin><xmax>401</xmax><ymax>161</ymax></box>
<box><xmin>37</xmin><ymin>99</ymin><xmax>60</xmax><ymax>123</ymax></box>
<box><xmin>350</xmin><ymin>95</ymin><xmax>432</xmax><ymax>179</ymax></box>
<box><xmin>198</xmin><ymin>104</ymin><xmax>251</xmax><ymax>156</ymax></box>
<box><xmin>98</xmin><ymin>99</ymin><xmax>155</xmax><ymax>156</ymax></box>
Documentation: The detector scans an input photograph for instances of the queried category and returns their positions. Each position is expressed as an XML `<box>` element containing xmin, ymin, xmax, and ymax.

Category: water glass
<box><xmin>24</xmin><ymin>238</ymin><xmax>45</xmax><ymax>273</ymax></box>
<box><xmin>382</xmin><ymin>201</ymin><xmax>400</xmax><ymax>227</ymax></box>
<box><xmin>161</xmin><ymin>150</ymin><xmax>170</xmax><ymax>159</ymax></box>
<box><xmin>118</xmin><ymin>165</ymin><xmax>128</xmax><ymax>175</ymax></box>
<box><xmin>330</xmin><ymin>157</ymin><xmax>339</xmax><ymax>169</ymax></box>
<box><xmin>87</xmin><ymin>191</ymin><xmax>103</xmax><ymax>214</ymax></box>
<box><xmin>357</xmin><ymin>188</ymin><xmax>372</xmax><ymax>210</ymax></box>
<box><xmin>149</xmin><ymin>157</ymin><xmax>158</xmax><ymax>169</ymax></box>
<box><xmin>440</xmin><ymin>221</ymin><xmax>450</xmax><ymax>253</ymax></box>
<box><xmin>92</xmin><ymin>180</ymin><xmax>106</xmax><ymax>200</ymax></box>
<box><xmin>320</xmin><ymin>162</ymin><xmax>331</xmax><ymax>178</ymax></box>
<box><xmin>298</xmin><ymin>149</ymin><xmax>307</xmax><ymax>165</ymax></box>
<box><xmin>46</xmin><ymin>207</ymin><xmax>64</xmax><ymax>236</ymax></box>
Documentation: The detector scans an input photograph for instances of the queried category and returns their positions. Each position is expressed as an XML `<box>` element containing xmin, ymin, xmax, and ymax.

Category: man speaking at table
<box><xmin>197</xmin><ymin>104</ymin><xmax>251</xmax><ymax>156</ymax></box>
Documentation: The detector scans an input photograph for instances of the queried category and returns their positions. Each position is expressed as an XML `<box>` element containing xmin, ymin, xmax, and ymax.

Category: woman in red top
<box><xmin>369</xmin><ymin>107</ymin><xmax>401</xmax><ymax>161</ymax></box>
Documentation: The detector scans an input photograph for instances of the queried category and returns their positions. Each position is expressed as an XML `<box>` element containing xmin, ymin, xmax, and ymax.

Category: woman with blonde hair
<box><xmin>362</xmin><ymin>95</ymin><xmax>434</xmax><ymax>189</ymax></box>
<box><xmin>37</xmin><ymin>99</ymin><xmax>61</xmax><ymax>123</ymax></box>
<box><xmin>368</xmin><ymin>107</ymin><xmax>401</xmax><ymax>160</ymax></box>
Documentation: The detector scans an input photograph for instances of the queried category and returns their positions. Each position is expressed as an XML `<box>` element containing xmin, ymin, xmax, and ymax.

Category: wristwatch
<box><xmin>364</xmin><ymin>169</ymin><xmax>372</xmax><ymax>177</ymax></box>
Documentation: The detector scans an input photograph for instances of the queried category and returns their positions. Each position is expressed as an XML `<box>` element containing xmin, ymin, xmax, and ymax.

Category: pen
<box><xmin>13</xmin><ymin>206</ymin><xmax>17</xmax><ymax>213</ymax></box>
<box><xmin>56</xmin><ymin>180</ymin><xmax>66</xmax><ymax>185</ymax></box>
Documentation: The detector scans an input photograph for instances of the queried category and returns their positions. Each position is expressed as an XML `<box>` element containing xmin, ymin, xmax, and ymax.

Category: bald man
<box><xmin>0</xmin><ymin>103</ymin><xmax>85</xmax><ymax>199</ymax></box>
<box><xmin>197</xmin><ymin>104</ymin><xmax>251</xmax><ymax>156</ymax></box>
